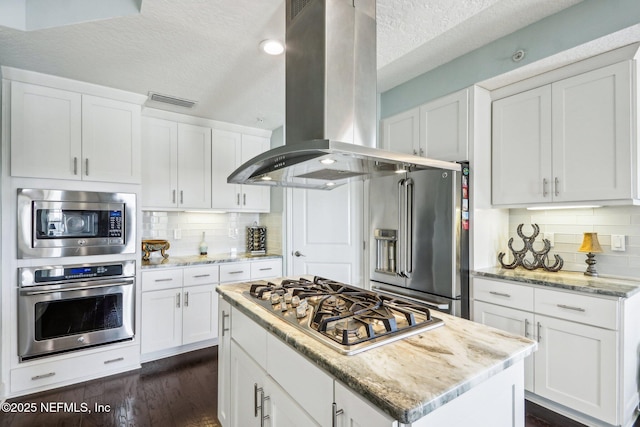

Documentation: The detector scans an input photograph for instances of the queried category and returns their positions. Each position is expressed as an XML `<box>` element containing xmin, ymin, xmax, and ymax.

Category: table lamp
<box><xmin>578</xmin><ymin>232</ymin><xmax>603</xmax><ymax>277</ymax></box>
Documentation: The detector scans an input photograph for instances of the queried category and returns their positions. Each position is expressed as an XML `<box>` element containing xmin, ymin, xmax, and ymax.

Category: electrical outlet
<box><xmin>544</xmin><ymin>232</ymin><xmax>554</xmax><ymax>247</ymax></box>
<box><xmin>611</xmin><ymin>234</ymin><xmax>626</xmax><ymax>251</ymax></box>
<box><xmin>174</xmin><ymin>229</ymin><xmax>182</xmax><ymax>240</ymax></box>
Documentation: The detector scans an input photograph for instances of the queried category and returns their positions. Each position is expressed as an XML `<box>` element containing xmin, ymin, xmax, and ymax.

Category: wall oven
<box><xmin>18</xmin><ymin>260</ymin><xmax>135</xmax><ymax>361</ymax></box>
<box><xmin>17</xmin><ymin>189</ymin><xmax>136</xmax><ymax>259</ymax></box>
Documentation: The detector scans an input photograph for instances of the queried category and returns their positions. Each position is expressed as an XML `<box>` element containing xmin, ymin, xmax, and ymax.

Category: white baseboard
<box><xmin>140</xmin><ymin>339</ymin><xmax>217</xmax><ymax>363</ymax></box>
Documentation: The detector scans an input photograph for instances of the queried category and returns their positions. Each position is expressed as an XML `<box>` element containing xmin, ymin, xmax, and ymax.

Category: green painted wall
<box><xmin>380</xmin><ymin>0</ymin><xmax>640</xmax><ymax>119</ymax></box>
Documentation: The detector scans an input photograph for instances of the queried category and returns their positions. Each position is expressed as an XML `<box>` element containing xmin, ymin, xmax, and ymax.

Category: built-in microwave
<box><xmin>17</xmin><ymin>189</ymin><xmax>136</xmax><ymax>259</ymax></box>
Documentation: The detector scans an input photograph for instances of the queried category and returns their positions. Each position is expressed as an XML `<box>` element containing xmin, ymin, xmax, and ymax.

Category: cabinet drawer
<box><xmin>183</xmin><ymin>265</ymin><xmax>219</xmax><ymax>286</ymax></box>
<box><xmin>231</xmin><ymin>307</ymin><xmax>267</xmax><ymax>369</ymax></box>
<box><xmin>11</xmin><ymin>345</ymin><xmax>139</xmax><ymax>394</ymax></box>
<box><xmin>220</xmin><ymin>262</ymin><xmax>250</xmax><ymax>283</ymax></box>
<box><xmin>142</xmin><ymin>268</ymin><xmax>183</xmax><ymax>291</ymax></box>
<box><xmin>250</xmin><ymin>259</ymin><xmax>282</xmax><ymax>279</ymax></box>
<box><xmin>472</xmin><ymin>278</ymin><xmax>534</xmax><ymax>311</ymax></box>
<box><xmin>535</xmin><ymin>288</ymin><xmax>619</xmax><ymax>329</ymax></box>
<box><xmin>267</xmin><ymin>333</ymin><xmax>333</xmax><ymax>427</ymax></box>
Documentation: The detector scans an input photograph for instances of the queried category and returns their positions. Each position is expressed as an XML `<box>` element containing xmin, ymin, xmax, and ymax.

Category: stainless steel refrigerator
<box><xmin>369</xmin><ymin>163</ymin><xmax>470</xmax><ymax>318</ymax></box>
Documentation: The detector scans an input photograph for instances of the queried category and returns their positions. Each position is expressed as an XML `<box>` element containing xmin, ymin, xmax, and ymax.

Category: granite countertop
<box><xmin>473</xmin><ymin>267</ymin><xmax>640</xmax><ymax>298</ymax></box>
<box><xmin>141</xmin><ymin>253</ymin><xmax>282</xmax><ymax>268</ymax></box>
<box><xmin>217</xmin><ymin>280</ymin><xmax>536</xmax><ymax>424</ymax></box>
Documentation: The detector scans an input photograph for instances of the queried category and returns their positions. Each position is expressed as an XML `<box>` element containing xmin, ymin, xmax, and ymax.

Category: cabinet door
<box><xmin>82</xmin><ymin>95</ymin><xmax>141</xmax><ymax>183</ymax></box>
<box><xmin>473</xmin><ymin>301</ymin><xmax>534</xmax><ymax>392</ymax></box>
<box><xmin>177</xmin><ymin>123</ymin><xmax>212</xmax><ymax>208</ymax></box>
<box><xmin>534</xmin><ymin>314</ymin><xmax>618</xmax><ymax>424</ymax></box>
<box><xmin>267</xmin><ymin>376</ymin><xmax>321</xmax><ymax>427</ymax></box>
<box><xmin>182</xmin><ymin>284</ymin><xmax>218</xmax><ymax>345</ymax></box>
<box><xmin>552</xmin><ymin>61</ymin><xmax>632</xmax><ymax>202</ymax></box>
<box><xmin>419</xmin><ymin>89</ymin><xmax>468</xmax><ymax>161</ymax></box>
<box><xmin>141</xmin><ymin>288</ymin><xmax>183</xmax><ymax>354</ymax></box>
<box><xmin>11</xmin><ymin>81</ymin><xmax>82</xmax><ymax>180</ymax></box>
<box><xmin>218</xmin><ymin>297</ymin><xmax>232</xmax><ymax>427</ymax></box>
<box><xmin>212</xmin><ymin>129</ymin><xmax>242</xmax><ymax>210</ymax></box>
<box><xmin>141</xmin><ymin>117</ymin><xmax>178</xmax><ymax>208</ymax></box>
<box><xmin>492</xmin><ymin>86</ymin><xmax>552</xmax><ymax>205</ymax></box>
<box><xmin>240</xmin><ymin>134</ymin><xmax>270</xmax><ymax>211</ymax></box>
<box><xmin>230</xmin><ymin>341</ymin><xmax>266</xmax><ymax>427</ymax></box>
<box><xmin>381</xmin><ymin>108</ymin><xmax>419</xmax><ymax>155</ymax></box>
<box><xmin>334</xmin><ymin>381</ymin><xmax>396</xmax><ymax>427</ymax></box>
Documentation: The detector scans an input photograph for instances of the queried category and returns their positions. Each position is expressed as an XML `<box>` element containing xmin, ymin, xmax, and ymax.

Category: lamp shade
<box><xmin>578</xmin><ymin>232</ymin><xmax>603</xmax><ymax>253</ymax></box>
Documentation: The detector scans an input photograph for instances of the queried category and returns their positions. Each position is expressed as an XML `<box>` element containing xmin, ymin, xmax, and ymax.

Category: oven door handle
<box><xmin>20</xmin><ymin>278</ymin><xmax>134</xmax><ymax>296</ymax></box>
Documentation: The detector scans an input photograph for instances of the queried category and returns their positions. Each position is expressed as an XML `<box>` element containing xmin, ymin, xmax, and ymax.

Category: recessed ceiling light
<box><xmin>260</xmin><ymin>39</ymin><xmax>284</xmax><ymax>55</ymax></box>
<box><xmin>326</xmin><ymin>182</ymin><xmax>336</xmax><ymax>187</ymax></box>
<box><xmin>320</xmin><ymin>158</ymin><xmax>335</xmax><ymax>165</ymax></box>
<box><xmin>261</xmin><ymin>176</ymin><xmax>273</xmax><ymax>181</ymax></box>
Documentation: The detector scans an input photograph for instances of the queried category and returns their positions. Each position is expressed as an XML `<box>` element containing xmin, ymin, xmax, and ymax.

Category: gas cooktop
<box><xmin>244</xmin><ymin>276</ymin><xmax>444</xmax><ymax>355</ymax></box>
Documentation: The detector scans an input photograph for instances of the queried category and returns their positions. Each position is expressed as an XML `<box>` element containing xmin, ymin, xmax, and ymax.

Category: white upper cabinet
<box><xmin>492</xmin><ymin>61</ymin><xmax>633</xmax><ymax>207</ymax></box>
<box><xmin>11</xmin><ymin>81</ymin><xmax>82</xmax><ymax>180</ymax></box>
<box><xmin>419</xmin><ymin>88</ymin><xmax>469</xmax><ymax>161</ymax></box>
<box><xmin>381</xmin><ymin>107</ymin><xmax>420</xmax><ymax>155</ymax></box>
<box><xmin>492</xmin><ymin>86</ymin><xmax>552</xmax><ymax>205</ymax></box>
<box><xmin>211</xmin><ymin>129</ymin><xmax>270</xmax><ymax>212</ymax></box>
<box><xmin>142</xmin><ymin>118</ymin><xmax>211</xmax><ymax>209</ymax></box>
<box><xmin>11</xmin><ymin>81</ymin><xmax>141</xmax><ymax>183</ymax></box>
<box><xmin>382</xmin><ymin>87</ymin><xmax>469</xmax><ymax>161</ymax></box>
<box><xmin>177</xmin><ymin>123</ymin><xmax>212</xmax><ymax>209</ymax></box>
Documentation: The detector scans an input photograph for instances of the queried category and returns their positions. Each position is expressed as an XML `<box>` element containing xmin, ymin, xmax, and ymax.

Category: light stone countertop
<box><xmin>217</xmin><ymin>280</ymin><xmax>537</xmax><ymax>424</ymax></box>
<box><xmin>473</xmin><ymin>267</ymin><xmax>640</xmax><ymax>298</ymax></box>
<box><xmin>141</xmin><ymin>253</ymin><xmax>282</xmax><ymax>269</ymax></box>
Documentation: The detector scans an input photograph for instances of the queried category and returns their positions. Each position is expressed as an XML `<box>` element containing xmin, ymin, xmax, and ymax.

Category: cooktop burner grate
<box><xmin>245</xmin><ymin>276</ymin><xmax>444</xmax><ymax>355</ymax></box>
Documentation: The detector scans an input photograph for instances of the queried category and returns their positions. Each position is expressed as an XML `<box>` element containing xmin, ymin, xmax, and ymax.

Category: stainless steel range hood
<box><xmin>227</xmin><ymin>0</ymin><xmax>460</xmax><ymax>190</ymax></box>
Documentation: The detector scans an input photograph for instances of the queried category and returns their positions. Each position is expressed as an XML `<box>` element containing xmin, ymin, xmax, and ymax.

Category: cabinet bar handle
<box><xmin>557</xmin><ymin>304</ymin><xmax>585</xmax><ymax>312</ymax></box>
<box><xmin>172</xmin><ymin>190</ymin><xmax>176</xmax><ymax>204</ymax></box>
<box><xmin>222</xmin><ymin>311</ymin><xmax>230</xmax><ymax>336</ymax></box>
<box><xmin>237</xmin><ymin>193</ymin><xmax>240</xmax><ymax>206</ymax></box>
<box><xmin>412</xmin><ymin>149</ymin><xmax>417</xmax><ymax>155</ymax></box>
<box><xmin>180</xmin><ymin>190</ymin><xmax>184</xmax><ymax>204</ymax></box>
<box><xmin>154</xmin><ymin>278</ymin><xmax>174</xmax><ymax>282</ymax></box>
<box><xmin>184</xmin><ymin>291</ymin><xmax>189</xmax><ymax>307</ymax></box>
<box><xmin>32</xmin><ymin>372</ymin><xmax>55</xmax><ymax>381</ymax></box>
<box><xmin>254</xmin><ymin>383</ymin><xmax>259</xmax><ymax>417</ymax></box>
<box><xmin>524</xmin><ymin>318</ymin><xmax>530</xmax><ymax>338</ymax></box>
<box><xmin>332</xmin><ymin>403</ymin><xmax>344</xmax><ymax>427</ymax></box>
<box><xmin>259</xmin><ymin>268</ymin><xmax>272</xmax><ymax>271</ymax></box>
<box><xmin>542</xmin><ymin>178</ymin><xmax>548</xmax><ymax>197</ymax></box>
<box><xmin>104</xmin><ymin>357</ymin><xmax>124</xmax><ymax>365</ymax></box>
<box><xmin>85</xmin><ymin>158</ymin><xmax>89</xmax><ymax>176</ymax></box>
<box><xmin>260</xmin><ymin>388</ymin><xmax>270</xmax><ymax>427</ymax></box>
<box><xmin>243</xmin><ymin>193</ymin><xmax>247</xmax><ymax>206</ymax></box>
<box><xmin>228</xmin><ymin>271</ymin><xmax>244</xmax><ymax>274</ymax></box>
<box><xmin>489</xmin><ymin>291</ymin><xmax>511</xmax><ymax>298</ymax></box>
<box><xmin>176</xmin><ymin>293</ymin><xmax>181</xmax><ymax>308</ymax></box>
<box><xmin>193</xmin><ymin>274</ymin><xmax>211</xmax><ymax>278</ymax></box>
<box><xmin>419</xmin><ymin>147</ymin><xmax>424</xmax><ymax>156</ymax></box>
<box><xmin>73</xmin><ymin>157</ymin><xmax>78</xmax><ymax>175</ymax></box>
<box><xmin>554</xmin><ymin>177</ymin><xmax>560</xmax><ymax>196</ymax></box>
<box><xmin>537</xmin><ymin>322</ymin><xmax>542</xmax><ymax>342</ymax></box>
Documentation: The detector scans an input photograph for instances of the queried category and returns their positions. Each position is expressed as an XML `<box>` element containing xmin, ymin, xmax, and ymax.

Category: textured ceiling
<box><xmin>0</xmin><ymin>0</ymin><xmax>595</xmax><ymax>130</ymax></box>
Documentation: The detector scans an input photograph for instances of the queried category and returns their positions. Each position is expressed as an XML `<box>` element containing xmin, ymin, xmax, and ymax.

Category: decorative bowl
<box><xmin>142</xmin><ymin>239</ymin><xmax>170</xmax><ymax>261</ymax></box>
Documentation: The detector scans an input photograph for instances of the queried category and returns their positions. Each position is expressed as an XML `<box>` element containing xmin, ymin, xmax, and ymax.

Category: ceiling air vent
<box><xmin>147</xmin><ymin>92</ymin><xmax>197</xmax><ymax>108</ymax></box>
<box><xmin>291</xmin><ymin>0</ymin><xmax>313</xmax><ymax>20</ymax></box>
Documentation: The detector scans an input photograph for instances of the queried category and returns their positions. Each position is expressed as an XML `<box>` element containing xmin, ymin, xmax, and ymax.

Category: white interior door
<box><xmin>289</xmin><ymin>182</ymin><xmax>363</xmax><ymax>286</ymax></box>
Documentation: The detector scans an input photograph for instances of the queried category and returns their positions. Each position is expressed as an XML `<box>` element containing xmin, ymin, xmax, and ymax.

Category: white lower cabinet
<box><xmin>141</xmin><ymin>266</ymin><xmax>219</xmax><ymax>356</ymax></box>
<box><xmin>472</xmin><ymin>276</ymin><xmax>634</xmax><ymax>426</ymax></box>
<box><xmin>222</xmin><ymin>305</ymin><xmax>392</xmax><ymax>427</ymax></box>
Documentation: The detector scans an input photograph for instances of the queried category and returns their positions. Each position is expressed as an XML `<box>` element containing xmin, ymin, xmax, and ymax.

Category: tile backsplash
<box><xmin>142</xmin><ymin>211</ymin><xmax>268</xmax><ymax>257</ymax></box>
<box><xmin>508</xmin><ymin>206</ymin><xmax>640</xmax><ymax>279</ymax></box>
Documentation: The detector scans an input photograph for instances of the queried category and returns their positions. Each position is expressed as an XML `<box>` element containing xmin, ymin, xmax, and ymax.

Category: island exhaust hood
<box><xmin>227</xmin><ymin>0</ymin><xmax>460</xmax><ymax>190</ymax></box>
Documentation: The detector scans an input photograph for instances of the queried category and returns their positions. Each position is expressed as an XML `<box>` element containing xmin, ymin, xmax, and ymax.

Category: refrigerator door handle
<box><xmin>397</xmin><ymin>178</ymin><xmax>406</xmax><ymax>277</ymax></box>
<box><xmin>404</xmin><ymin>178</ymin><xmax>414</xmax><ymax>278</ymax></box>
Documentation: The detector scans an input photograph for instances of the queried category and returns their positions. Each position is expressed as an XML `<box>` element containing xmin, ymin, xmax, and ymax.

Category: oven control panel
<box><xmin>19</xmin><ymin>260</ymin><xmax>135</xmax><ymax>286</ymax></box>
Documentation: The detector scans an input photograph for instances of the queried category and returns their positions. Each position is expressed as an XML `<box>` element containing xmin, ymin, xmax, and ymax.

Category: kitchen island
<box><xmin>217</xmin><ymin>278</ymin><xmax>537</xmax><ymax>427</ymax></box>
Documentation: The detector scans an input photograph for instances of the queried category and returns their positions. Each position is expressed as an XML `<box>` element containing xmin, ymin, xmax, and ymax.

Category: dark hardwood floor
<box><xmin>0</xmin><ymin>346</ymin><xmax>634</xmax><ymax>426</ymax></box>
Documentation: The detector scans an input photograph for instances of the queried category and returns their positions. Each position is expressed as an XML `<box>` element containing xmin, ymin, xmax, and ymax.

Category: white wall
<box><xmin>508</xmin><ymin>206</ymin><xmax>640</xmax><ymax>279</ymax></box>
